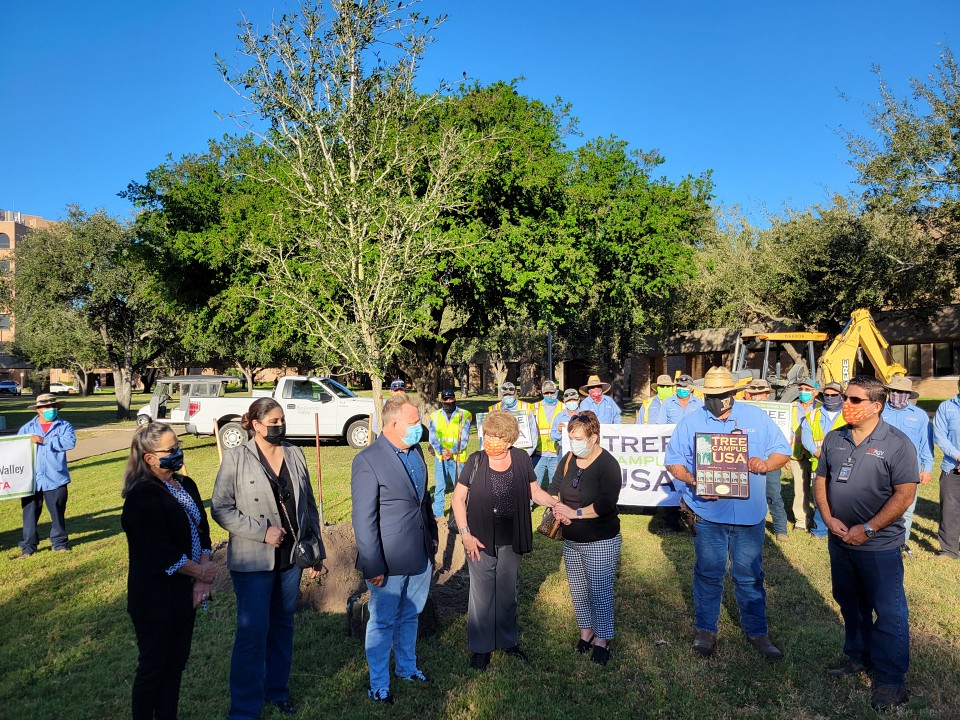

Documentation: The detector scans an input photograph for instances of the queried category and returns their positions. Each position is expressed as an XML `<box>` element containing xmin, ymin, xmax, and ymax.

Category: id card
<box><xmin>837</xmin><ymin>460</ymin><xmax>854</xmax><ymax>483</ymax></box>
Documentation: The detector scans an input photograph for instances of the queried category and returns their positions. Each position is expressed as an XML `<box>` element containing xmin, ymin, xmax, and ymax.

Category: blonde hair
<box><xmin>482</xmin><ymin>409</ymin><xmax>520</xmax><ymax>444</ymax></box>
<box><xmin>383</xmin><ymin>394</ymin><xmax>416</xmax><ymax>425</ymax></box>
<box><xmin>121</xmin><ymin>423</ymin><xmax>178</xmax><ymax>498</ymax></box>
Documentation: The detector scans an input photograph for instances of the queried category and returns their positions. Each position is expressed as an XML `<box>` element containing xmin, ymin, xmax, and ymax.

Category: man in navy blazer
<box><xmin>352</xmin><ymin>394</ymin><xmax>438</xmax><ymax>704</ymax></box>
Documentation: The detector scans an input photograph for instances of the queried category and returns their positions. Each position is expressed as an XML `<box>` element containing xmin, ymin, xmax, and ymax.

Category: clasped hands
<box><xmin>552</xmin><ymin>503</ymin><xmax>577</xmax><ymax>524</ymax></box>
<box><xmin>825</xmin><ymin>517</ymin><xmax>869</xmax><ymax>545</ymax></box>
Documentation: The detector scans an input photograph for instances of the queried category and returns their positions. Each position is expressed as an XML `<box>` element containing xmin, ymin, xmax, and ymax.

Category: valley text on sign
<box><xmin>0</xmin><ymin>435</ymin><xmax>36</xmax><ymax>500</ymax></box>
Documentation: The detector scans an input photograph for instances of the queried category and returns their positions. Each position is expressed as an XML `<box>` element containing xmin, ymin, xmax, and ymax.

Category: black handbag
<box><xmin>257</xmin><ymin>452</ymin><xmax>323</xmax><ymax>570</ymax></box>
<box><xmin>448</xmin><ymin>452</ymin><xmax>481</xmax><ymax>533</ymax></box>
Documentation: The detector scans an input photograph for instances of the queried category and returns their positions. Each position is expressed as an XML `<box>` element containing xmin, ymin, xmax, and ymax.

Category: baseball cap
<box><xmin>676</xmin><ymin>374</ymin><xmax>694</xmax><ymax>387</ymax></box>
<box><xmin>501</xmin><ymin>382</ymin><xmax>516</xmax><ymax>394</ymax></box>
<box><xmin>541</xmin><ymin>380</ymin><xmax>558</xmax><ymax>393</ymax></box>
<box><xmin>562</xmin><ymin>388</ymin><xmax>580</xmax><ymax>401</ymax></box>
<box><xmin>390</xmin><ymin>379</ymin><xmax>406</xmax><ymax>391</ymax></box>
<box><xmin>440</xmin><ymin>389</ymin><xmax>455</xmax><ymax>399</ymax></box>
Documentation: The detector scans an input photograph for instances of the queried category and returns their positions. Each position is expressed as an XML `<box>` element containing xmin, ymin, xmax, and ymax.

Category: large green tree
<box><xmin>12</xmin><ymin>208</ymin><xmax>171</xmax><ymax>418</ymax></box>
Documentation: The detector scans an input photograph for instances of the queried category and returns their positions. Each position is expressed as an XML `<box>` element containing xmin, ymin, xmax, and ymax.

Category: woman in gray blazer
<box><xmin>211</xmin><ymin>398</ymin><xmax>325</xmax><ymax>720</ymax></box>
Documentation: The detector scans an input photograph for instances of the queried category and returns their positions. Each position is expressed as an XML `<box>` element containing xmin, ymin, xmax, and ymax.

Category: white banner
<box><xmin>0</xmin><ymin>435</ymin><xmax>36</xmax><ymax>501</ymax></box>
<box><xmin>740</xmin><ymin>400</ymin><xmax>793</xmax><ymax>445</ymax></box>
<box><xmin>562</xmin><ymin>423</ymin><xmax>682</xmax><ymax>507</ymax></box>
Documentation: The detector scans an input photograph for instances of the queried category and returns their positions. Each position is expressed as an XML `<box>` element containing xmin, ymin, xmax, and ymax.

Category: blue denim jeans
<box><xmin>901</xmin><ymin>492</ymin><xmax>918</xmax><ymax>543</ymax></box>
<box><xmin>692</xmin><ymin>518</ymin><xmax>768</xmax><ymax>637</ymax></box>
<box><xmin>228</xmin><ymin>568</ymin><xmax>302</xmax><ymax>720</ymax></box>
<box><xmin>828</xmin><ymin>543</ymin><xmax>909</xmax><ymax>687</ymax></box>
<box><xmin>810</xmin><ymin>505</ymin><xmax>828</xmax><ymax>537</ymax></box>
<box><xmin>531</xmin><ymin>453</ymin><xmax>558</xmax><ymax>488</ymax></box>
<box><xmin>765</xmin><ymin>469</ymin><xmax>788</xmax><ymax>535</ymax></box>
<box><xmin>365</xmin><ymin>562</ymin><xmax>432</xmax><ymax>695</ymax></box>
<box><xmin>432</xmin><ymin>458</ymin><xmax>458</xmax><ymax>517</ymax></box>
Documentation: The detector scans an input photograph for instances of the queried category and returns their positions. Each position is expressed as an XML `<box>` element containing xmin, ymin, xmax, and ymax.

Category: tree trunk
<box><xmin>370</xmin><ymin>375</ymin><xmax>383</xmax><ymax>446</ymax></box>
<box><xmin>236</xmin><ymin>363</ymin><xmax>255</xmax><ymax>394</ymax></box>
<box><xmin>73</xmin><ymin>367</ymin><xmax>90</xmax><ymax>397</ymax></box>
<box><xmin>489</xmin><ymin>352</ymin><xmax>508</xmax><ymax>398</ymax></box>
<box><xmin>399</xmin><ymin>336</ymin><xmax>449</xmax><ymax>412</ymax></box>
<box><xmin>139</xmin><ymin>367</ymin><xmax>161</xmax><ymax>394</ymax></box>
<box><xmin>114</xmin><ymin>347</ymin><xmax>135</xmax><ymax>420</ymax></box>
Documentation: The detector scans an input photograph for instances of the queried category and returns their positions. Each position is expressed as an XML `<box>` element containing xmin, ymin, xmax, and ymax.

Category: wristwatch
<box><xmin>863</xmin><ymin>523</ymin><xmax>876</xmax><ymax>539</ymax></box>
<box><xmin>576</xmin><ymin>508</ymin><xmax>583</xmax><ymax>517</ymax></box>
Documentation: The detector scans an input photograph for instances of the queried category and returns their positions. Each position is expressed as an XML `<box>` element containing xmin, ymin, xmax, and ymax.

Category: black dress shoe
<box><xmin>272</xmin><ymin>699</ymin><xmax>296</xmax><ymax>715</ymax></box>
<box><xmin>871</xmin><ymin>684</ymin><xmax>908</xmax><ymax>711</ymax></box>
<box><xmin>575</xmin><ymin>633</ymin><xmax>595</xmax><ymax>654</ymax></box>
<box><xmin>827</xmin><ymin>659</ymin><xmax>868</xmax><ymax>677</ymax></box>
<box><xmin>503</xmin><ymin>646</ymin><xmax>528</xmax><ymax>661</ymax></box>
<box><xmin>470</xmin><ymin>652</ymin><xmax>491</xmax><ymax>671</ymax></box>
<box><xmin>692</xmin><ymin>630</ymin><xmax>716</xmax><ymax>657</ymax></box>
<box><xmin>591</xmin><ymin>644</ymin><xmax>610</xmax><ymax>666</ymax></box>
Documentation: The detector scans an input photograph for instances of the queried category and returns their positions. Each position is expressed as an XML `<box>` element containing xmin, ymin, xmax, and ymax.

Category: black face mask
<box><xmin>822</xmin><ymin>394</ymin><xmax>843</xmax><ymax>412</ymax></box>
<box><xmin>704</xmin><ymin>393</ymin><xmax>734</xmax><ymax>418</ymax></box>
<box><xmin>158</xmin><ymin>447</ymin><xmax>185</xmax><ymax>472</ymax></box>
<box><xmin>442</xmin><ymin>401</ymin><xmax>456</xmax><ymax>413</ymax></box>
<box><xmin>262</xmin><ymin>423</ymin><xmax>286</xmax><ymax>445</ymax></box>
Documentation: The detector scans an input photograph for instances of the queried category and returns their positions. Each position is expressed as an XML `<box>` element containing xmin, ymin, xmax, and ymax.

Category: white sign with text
<box><xmin>0</xmin><ymin>435</ymin><xmax>36</xmax><ymax>501</ymax></box>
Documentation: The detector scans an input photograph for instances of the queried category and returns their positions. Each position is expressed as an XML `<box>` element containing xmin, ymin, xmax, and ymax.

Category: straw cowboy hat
<box><xmin>29</xmin><ymin>392</ymin><xmax>64</xmax><ymax>409</ymax></box>
<box><xmin>579</xmin><ymin>374</ymin><xmax>612</xmax><ymax>396</ymax></box>
<box><xmin>701</xmin><ymin>367</ymin><xmax>737</xmax><ymax>395</ymax></box>
<box><xmin>884</xmin><ymin>376</ymin><xmax>919</xmax><ymax>399</ymax></box>
<box><xmin>745</xmin><ymin>378</ymin><xmax>773</xmax><ymax>394</ymax></box>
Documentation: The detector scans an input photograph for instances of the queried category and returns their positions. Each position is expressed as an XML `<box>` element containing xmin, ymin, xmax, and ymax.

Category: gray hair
<box><xmin>122</xmin><ymin>423</ymin><xmax>178</xmax><ymax>498</ymax></box>
<box><xmin>382</xmin><ymin>394</ymin><xmax>416</xmax><ymax>425</ymax></box>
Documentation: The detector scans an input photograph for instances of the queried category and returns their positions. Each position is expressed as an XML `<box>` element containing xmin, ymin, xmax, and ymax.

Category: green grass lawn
<box><xmin>1</xmin><ymin>403</ymin><xmax>959</xmax><ymax>719</ymax></box>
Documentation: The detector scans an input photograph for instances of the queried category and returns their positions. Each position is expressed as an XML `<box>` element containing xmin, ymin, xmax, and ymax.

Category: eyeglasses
<box><xmin>153</xmin><ymin>441</ymin><xmax>183</xmax><ymax>455</ymax></box>
<box><xmin>572</xmin><ymin>468</ymin><xmax>584</xmax><ymax>489</ymax></box>
<box><xmin>823</xmin><ymin>392</ymin><xmax>841</xmax><ymax>398</ymax></box>
<box><xmin>275</xmin><ymin>475</ymin><xmax>291</xmax><ymax>503</ymax></box>
<box><xmin>543</xmin><ymin>391</ymin><xmax>556</xmax><ymax>396</ymax></box>
<box><xmin>841</xmin><ymin>394</ymin><xmax>873</xmax><ymax>405</ymax></box>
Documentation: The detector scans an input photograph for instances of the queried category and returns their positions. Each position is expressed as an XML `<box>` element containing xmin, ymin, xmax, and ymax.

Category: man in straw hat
<box><xmin>665</xmin><ymin>367</ymin><xmax>791</xmax><ymax>661</ymax></box>
<box><xmin>743</xmin><ymin>379</ymin><xmax>788</xmax><ymax>541</ymax></box>
<box><xmin>813</xmin><ymin>375</ymin><xmax>917</xmax><ymax>711</ymax></box>
<box><xmin>15</xmin><ymin>392</ymin><xmax>77</xmax><ymax>558</ymax></box>
<box><xmin>880</xmin><ymin>376</ymin><xmax>932</xmax><ymax>557</ymax></box>
<box><xmin>637</xmin><ymin>374</ymin><xmax>675</xmax><ymax>425</ymax></box>
<box><xmin>577</xmin><ymin>374</ymin><xmax>621</xmax><ymax>425</ymax></box>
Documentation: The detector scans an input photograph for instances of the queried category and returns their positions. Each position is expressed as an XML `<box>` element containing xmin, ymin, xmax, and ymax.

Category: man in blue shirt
<box><xmin>880</xmin><ymin>376</ymin><xmax>933</xmax><ymax>557</ymax></box>
<box><xmin>550</xmin><ymin>389</ymin><xmax>582</xmax><ymax>445</ymax></box>
<box><xmin>638</xmin><ymin>374</ymin><xmax>675</xmax><ymax>424</ymax></box>
<box><xmin>663</xmin><ymin>374</ymin><xmax>704</xmax><ymax>424</ymax></box>
<box><xmin>577</xmin><ymin>374</ymin><xmax>621</xmax><ymax>424</ymax></box>
<box><xmin>933</xmin><ymin>381</ymin><xmax>960</xmax><ymax>560</ymax></box>
<box><xmin>665</xmin><ymin>367</ymin><xmax>790</xmax><ymax>661</ymax></box>
<box><xmin>16</xmin><ymin>393</ymin><xmax>77</xmax><ymax>558</ymax></box>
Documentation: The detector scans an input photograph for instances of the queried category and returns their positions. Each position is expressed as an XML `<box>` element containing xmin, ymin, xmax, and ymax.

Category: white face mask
<box><xmin>570</xmin><ymin>438</ymin><xmax>591</xmax><ymax>458</ymax></box>
<box><xmin>565</xmin><ymin>400</ymin><xmax>579</xmax><ymax>412</ymax></box>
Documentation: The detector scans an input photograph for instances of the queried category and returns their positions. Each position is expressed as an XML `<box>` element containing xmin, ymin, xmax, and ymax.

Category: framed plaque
<box><xmin>695</xmin><ymin>432</ymin><xmax>749</xmax><ymax>499</ymax></box>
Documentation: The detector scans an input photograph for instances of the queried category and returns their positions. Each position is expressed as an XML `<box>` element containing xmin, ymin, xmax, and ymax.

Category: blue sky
<box><xmin>1</xmin><ymin>1</ymin><xmax>956</xmax><ymax>226</ymax></box>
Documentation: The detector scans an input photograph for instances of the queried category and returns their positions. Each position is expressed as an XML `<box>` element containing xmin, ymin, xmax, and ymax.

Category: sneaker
<box><xmin>271</xmin><ymin>699</ymin><xmax>297</xmax><ymax>716</ymax></box>
<box><xmin>827</xmin><ymin>659</ymin><xmax>868</xmax><ymax>677</ymax></box>
<box><xmin>901</xmin><ymin>544</ymin><xmax>914</xmax><ymax>558</ymax></box>
<box><xmin>399</xmin><ymin>669</ymin><xmax>431</xmax><ymax>683</ymax></box>
<box><xmin>368</xmin><ymin>689</ymin><xmax>394</xmax><ymax>705</ymax></box>
<box><xmin>870</xmin><ymin>684</ymin><xmax>908</xmax><ymax>711</ymax></box>
<box><xmin>747</xmin><ymin>635</ymin><xmax>784</xmax><ymax>661</ymax></box>
<box><xmin>692</xmin><ymin>630</ymin><xmax>716</xmax><ymax>657</ymax></box>
<box><xmin>503</xmin><ymin>646</ymin><xmax>528</xmax><ymax>662</ymax></box>
<box><xmin>470</xmin><ymin>652</ymin><xmax>490</xmax><ymax>671</ymax></box>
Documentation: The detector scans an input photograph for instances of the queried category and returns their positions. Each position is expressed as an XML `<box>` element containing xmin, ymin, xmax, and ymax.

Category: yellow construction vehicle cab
<box><xmin>818</xmin><ymin>308</ymin><xmax>907</xmax><ymax>385</ymax></box>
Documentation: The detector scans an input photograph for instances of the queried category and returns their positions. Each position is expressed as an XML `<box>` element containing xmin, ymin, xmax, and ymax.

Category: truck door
<box><xmin>280</xmin><ymin>379</ymin><xmax>338</xmax><ymax>436</ymax></box>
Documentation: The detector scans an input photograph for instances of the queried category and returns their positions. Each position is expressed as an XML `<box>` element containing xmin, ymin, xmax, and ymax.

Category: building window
<box><xmin>0</xmin><ymin>233</ymin><xmax>9</xmax><ymax>249</ymax></box>
<box><xmin>0</xmin><ymin>260</ymin><xmax>9</xmax><ymax>273</ymax></box>
<box><xmin>0</xmin><ymin>315</ymin><xmax>9</xmax><ymax>329</ymax></box>
<box><xmin>933</xmin><ymin>342</ymin><xmax>960</xmax><ymax>376</ymax></box>
<box><xmin>890</xmin><ymin>343</ymin><xmax>922</xmax><ymax>376</ymax></box>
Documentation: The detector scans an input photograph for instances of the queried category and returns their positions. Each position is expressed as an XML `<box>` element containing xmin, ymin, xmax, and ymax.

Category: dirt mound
<box><xmin>209</xmin><ymin>519</ymin><xmax>470</xmax><ymax>619</ymax></box>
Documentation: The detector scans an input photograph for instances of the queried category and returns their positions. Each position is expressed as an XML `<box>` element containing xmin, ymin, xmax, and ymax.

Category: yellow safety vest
<box><xmin>790</xmin><ymin>401</ymin><xmax>819</xmax><ymax>459</ymax></box>
<box><xmin>488</xmin><ymin>399</ymin><xmax>532</xmax><ymax>413</ymax></box>
<box><xmin>431</xmin><ymin>407</ymin><xmax>472</xmax><ymax>463</ymax></box>
<box><xmin>534</xmin><ymin>401</ymin><xmax>561</xmax><ymax>453</ymax></box>
<box><xmin>807</xmin><ymin>407</ymin><xmax>846</xmax><ymax>471</ymax></box>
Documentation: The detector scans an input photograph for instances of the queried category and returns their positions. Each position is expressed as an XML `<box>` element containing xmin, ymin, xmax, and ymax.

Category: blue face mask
<box><xmin>158</xmin><ymin>447</ymin><xmax>185</xmax><ymax>472</ymax></box>
<box><xmin>502</xmin><ymin>395</ymin><xmax>517</xmax><ymax>408</ymax></box>
<box><xmin>543</xmin><ymin>395</ymin><xmax>558</xmax><ymax>406</ymax></box>
<box><xmin>676</xmin><ymin>387</ymin><xmax>691</xmax><ymax>399</ymax></box>
<box><xmin>41</xmin><ymin>408</ymin><xmax>58</xmax><ymax>421</ymax></box>
<box><xmin>402</xmin><ymin>423</ymin><xmax>423</xmax><ymax>446</ymax></box>
<box><xmin>822</xmin><ymin>394</ymin><xmax>843</xmax><ymax>412</ymax></box>
<box><xmin>798</xmin><ymin>391</ymin><xmax>813</xmax><ymax>403</ymax></box>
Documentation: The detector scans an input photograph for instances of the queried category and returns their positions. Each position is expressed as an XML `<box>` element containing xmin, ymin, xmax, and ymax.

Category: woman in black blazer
<box><xmin>121</xmin><ymin>423</ymin><xmax>216</xmax><ymax>720</ymax></box>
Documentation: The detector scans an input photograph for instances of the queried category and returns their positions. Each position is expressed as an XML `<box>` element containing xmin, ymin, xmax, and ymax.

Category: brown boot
<box><xmin>692</xmin><ymin>630</ymin><xmax>716</xmax><ymax>657</ymax></box>
<box><xmin>748</xmin><ymin>635</ymin><xmax>784</xmax><ymax>661</ymax></box>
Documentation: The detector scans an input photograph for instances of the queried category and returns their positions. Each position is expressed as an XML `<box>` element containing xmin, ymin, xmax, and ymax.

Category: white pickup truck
<box><xmin>185</xmin><ymin>376</ymin><xmax>374</xmax><ymax>450</ymax></box>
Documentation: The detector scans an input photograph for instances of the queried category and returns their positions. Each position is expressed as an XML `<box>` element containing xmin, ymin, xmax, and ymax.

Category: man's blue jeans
<box><xmin>901</xmin><ymin>493</ymin><xmax>918</xmax><ymax>543</ymax></box>
<box><xmin>692</xmin><ymin>519</ymin><xmax>768</xmax><ymax>637</ymax></box>
<box><xmin>432</xmin><ymin>458</ymin><xmax>458</xmax><ymax>517</ymax></box>
<box><xmin>228</xmin><ymin>567</ymin><xmax>302</xmax><ymax>720</ymax></box>
<box><xmin>828</xmin><ymin>543</ymin><xmax>909</xmax><ymax>687</ymax></box>
<box><xmin>765</xmin><ymin>469</ymin><xmax>788</xmax><ymax>535</ymax></box>
<box><xmin>531</xmin><ymin>453</ymin><xmax>558</xmax><ymax>488</ymax></box>
<box><xmin>365</xmin><ymin>562</ymin><xmax>432</xmax><ymax>695</ymax></box>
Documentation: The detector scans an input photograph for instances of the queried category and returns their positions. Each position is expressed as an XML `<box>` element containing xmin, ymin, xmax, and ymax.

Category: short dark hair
<box><xmin>846</xmin><ymin>375</ymin><xmax>887</xmax><ymax>405</ymax></box>
<box><xmin>568</xmin><ymin>410</ymin><xmax>600</xmax><ymax>439</ymax></box>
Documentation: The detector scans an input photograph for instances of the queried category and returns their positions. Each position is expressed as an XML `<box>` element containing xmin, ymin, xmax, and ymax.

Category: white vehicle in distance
<box><xmin>185</xmin><ymin>375</ymin><xmax>374</xmax><ymax>449</ymax></box>
<box><xmin>49</xmin><ymin>382</ymin><xmax>79</xmax><ymax>394</ymax></box>
<box><xmin>136</xmin><ymin>375</ymin><xmax>237</xmax><ymax>426</ymax></box>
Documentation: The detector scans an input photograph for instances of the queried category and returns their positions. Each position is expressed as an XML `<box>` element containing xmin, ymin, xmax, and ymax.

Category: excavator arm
<box><xmin>818</xmin><ymin>308</ymin><xmax>907</xmax><ymax>385</ymax></box>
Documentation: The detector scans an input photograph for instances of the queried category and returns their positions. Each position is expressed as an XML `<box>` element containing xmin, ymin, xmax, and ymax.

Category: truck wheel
<box><xmin>346</xmin><ymin>419</ymin><xmax>370</xmax><ymax>449</ymax></box>
<box><xmin>218</xmin><ymin>421</ymin><xmax>246</xmax><ymax>449</ymax></box>
<box><xmin>136</xmin><ymin>415</ymin><xmax>151</xmax><ymax>426</ymax></box>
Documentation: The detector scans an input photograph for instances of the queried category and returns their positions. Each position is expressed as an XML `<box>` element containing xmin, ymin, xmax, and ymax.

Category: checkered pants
<box><xmin>562</xmin><ymin>534</ymin><xmax>622</xmax><ymax>640</ymax></box>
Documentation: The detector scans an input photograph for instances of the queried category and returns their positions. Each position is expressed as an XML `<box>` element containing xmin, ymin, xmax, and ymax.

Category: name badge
<box><xmin>837</xmin><ymin>460</ymin><xmax>855</xmax><ymax>483</ymax></box>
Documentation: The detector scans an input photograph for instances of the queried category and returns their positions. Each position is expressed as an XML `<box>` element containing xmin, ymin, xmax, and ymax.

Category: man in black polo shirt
<box><xmin>814</xmin><ymin>376</ymin><xmax>918</xmax><ymax>712</ymax></box>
